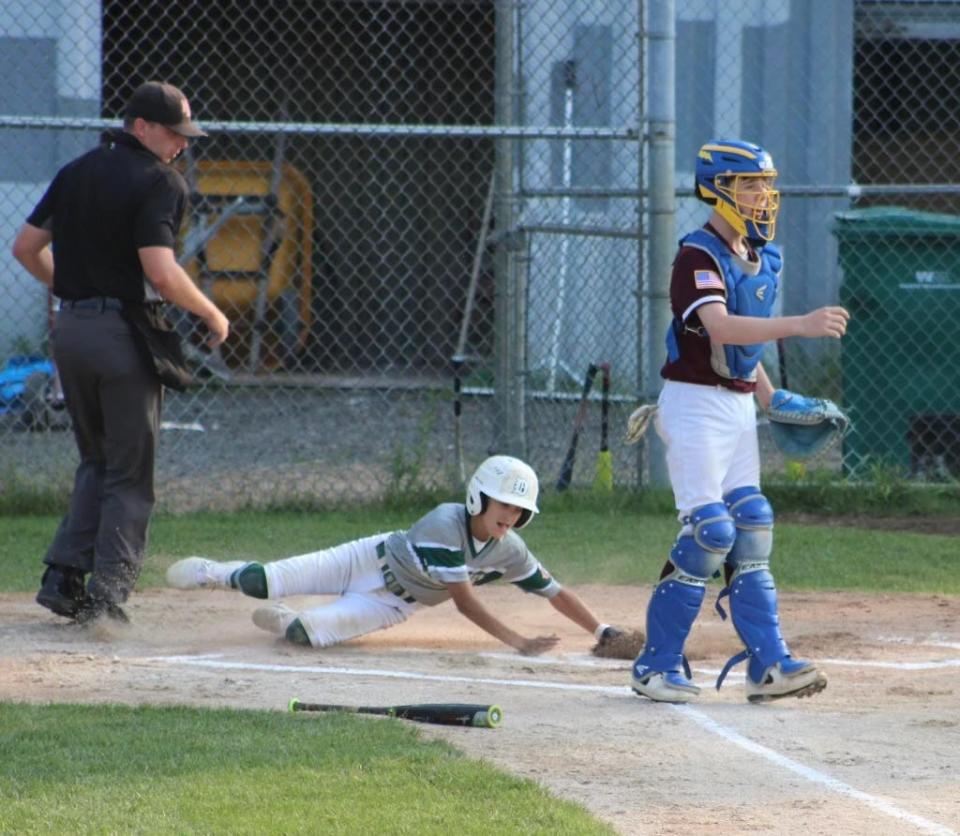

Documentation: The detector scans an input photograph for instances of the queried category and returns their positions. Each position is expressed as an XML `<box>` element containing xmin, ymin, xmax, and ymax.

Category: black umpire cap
<box><xmin>125</xmin><ymin>81</ymin><xmax>208</xmax><ymax>137</ymax></box>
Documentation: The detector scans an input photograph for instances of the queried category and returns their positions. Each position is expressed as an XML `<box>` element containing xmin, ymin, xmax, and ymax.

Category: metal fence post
<box><xmin>643</xmin><ymin>0</ymin><xmax>675</xmax><ymax>487</ymax></box>
<box><xmin>493</xmin><ymin>0</ymin><xmax>526</xmax><ymax>457</ymax></box>
<box><xmin>635</xmin><ymin>0</ymin><xmax>648</xmax><ymax>487</ymax></box>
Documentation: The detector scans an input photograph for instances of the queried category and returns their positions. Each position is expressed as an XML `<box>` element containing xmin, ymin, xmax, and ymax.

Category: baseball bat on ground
<box><xmin>593</xmin><ymin>362</ymin><xmax>613</xmax><ymax>493</ymax></box>
<box><xmin>288</xmin><ymin>698</ymin><xmax>502</xmax><ymax>728</ymax></box>
<box><xmin>556</xmin><ymin>362</ymin><xmax>599</xmax><ymax>492</ymax></box>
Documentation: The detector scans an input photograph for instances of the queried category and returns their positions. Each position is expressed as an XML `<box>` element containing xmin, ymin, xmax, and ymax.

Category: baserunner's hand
<box><xmin>516</xmin><ymin>634</ymin><xmax>561</xmax><ymax>656</ymax></box>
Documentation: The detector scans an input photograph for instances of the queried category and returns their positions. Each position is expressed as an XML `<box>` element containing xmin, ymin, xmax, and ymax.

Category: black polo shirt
<box><xmin>26</xmin><ymin>130</ymin><xmax>188</xmax><ymax>303</ymax></box>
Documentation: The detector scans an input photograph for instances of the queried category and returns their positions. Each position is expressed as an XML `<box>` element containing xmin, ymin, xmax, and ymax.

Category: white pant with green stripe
<box><xmin>263</xmin><ymin>533</ymin><xmax>420</xmax><ymax>648</ymax></box>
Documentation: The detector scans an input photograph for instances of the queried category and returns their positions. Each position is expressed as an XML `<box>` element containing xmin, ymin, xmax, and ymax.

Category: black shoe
<box><xmin>74</xmin><ymin>596</ymin><xmax>129</xmax><ymax>626</ymax></box>
<box><xmin>36</xmin><ymin>566</ymin><xmax>86</xmax><ymax>618</ymax></box>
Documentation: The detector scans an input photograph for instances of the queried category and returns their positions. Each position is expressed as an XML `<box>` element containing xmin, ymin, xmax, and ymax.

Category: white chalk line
<box><xmin>819</xmin><ymin>658</ymin><xmax>960</xmax><ymax>670</ymax></box>
<box><xmin>476</xmin><ymin>650</ymin><xmax>960</xmax><ymax>674</ymax></box>
<box><xmin>142</xmin><ymin>655</ymin><xmax>626</xmax><ymax>694</ymax></box>
<box><xmin>878</xmin><ymin>635</ymin><xmax>960</xmax><ymax>651</ymax></box>
<box><xmin>144</xmin><ymin>653</ymin><xmax>957</xmax><ymax>836</ymax></box>
<box><xmin>675</xmin><ymin>705</ymin><xmax>957</xmax><ymax>836</ymax></box>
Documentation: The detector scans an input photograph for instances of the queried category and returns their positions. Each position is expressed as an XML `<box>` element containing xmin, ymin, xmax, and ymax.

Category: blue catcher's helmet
<box><xmin>695</xmin><ymin>140</ymin><xmax>780</xmax><ymax>243</ymax></box>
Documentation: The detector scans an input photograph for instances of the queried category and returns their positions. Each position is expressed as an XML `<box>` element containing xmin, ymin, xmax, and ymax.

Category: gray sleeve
<box><xmin>497</xmin><ymin>536</ymin><xmax>562</xmax><ymax>598</ymax></box>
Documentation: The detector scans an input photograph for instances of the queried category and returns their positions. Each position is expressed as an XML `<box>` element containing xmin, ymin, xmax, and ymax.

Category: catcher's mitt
<box><xmin>591</xmin><ymin>626</ymin><xmax>646</xmax><ymax>660</ymax></box>
<box><xmin>625</xmin><ymin>403</ymin><xmax>658</xmax><ymax>445</ymax></box>
<box><xmin>766</xmin><ymin>388</ymin><xmax>850</xmax><ymax>460</ymax></box>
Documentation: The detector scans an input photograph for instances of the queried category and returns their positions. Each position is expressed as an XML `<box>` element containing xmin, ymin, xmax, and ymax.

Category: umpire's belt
<box><xmin>376</xmin><ymin>542</ymin><xmax>417</xmax><ymax>604</ymax></box>
<box><xmin>60</xmin><ymin>297</ymin><xmax>126</xmax><ymax>312</ymax></box>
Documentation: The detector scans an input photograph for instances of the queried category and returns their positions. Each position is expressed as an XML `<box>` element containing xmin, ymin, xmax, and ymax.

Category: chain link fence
<box><xmin>1</xmin><ymin>0</ymin><xmax>958</xmax><ymax>513</ymax></box>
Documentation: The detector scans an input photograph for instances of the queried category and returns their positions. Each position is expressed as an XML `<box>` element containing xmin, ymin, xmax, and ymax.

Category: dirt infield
<box><xmin>1</xmin><ymin>584</ymin><xmax>957</xmax><ymax>835</ymax></box>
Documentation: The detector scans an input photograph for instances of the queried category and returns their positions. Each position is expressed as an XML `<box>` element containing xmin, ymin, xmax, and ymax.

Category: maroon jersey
<box><xmin>660</xmin><ymin>226</ymin><xmax>756</xmax><ymax>393</ymax></box>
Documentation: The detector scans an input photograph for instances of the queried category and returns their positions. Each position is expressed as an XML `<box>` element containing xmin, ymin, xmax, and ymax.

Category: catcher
<box><xmin>625</xmin><ymin>139</ymin><xmax>849</xmax><ymax>704</ymax></box>
<box><xmin>166</xmin><ymin>455</ymin><xmax>638</xmax><ymax>657</ymax></box>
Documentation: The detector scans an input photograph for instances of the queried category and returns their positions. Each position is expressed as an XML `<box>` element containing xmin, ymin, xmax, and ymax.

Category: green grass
<box><xmin>0</xmin><ymin>509</ymin><xmax>415</xmax><ymax>593</ymax></box>
<box><xmin>0</xmin><ymin>702</ymin><xmax>611</xmax><ymax>835</ymax></box>
<box><xmin>1</xmin><ymin>501</ymin><xmax>956</xmax><ymax>594</ymax></box>
<box><xmin>526</xmin><ymin>502</ymin><xmax>958</xmax><ymax>593</ymax></box>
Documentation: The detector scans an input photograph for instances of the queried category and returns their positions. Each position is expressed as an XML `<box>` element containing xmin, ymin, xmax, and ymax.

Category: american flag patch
<box><xmin>693</xmin><ymin>270</ymin><xmax>725</xmax><ymax>291</ymax></box>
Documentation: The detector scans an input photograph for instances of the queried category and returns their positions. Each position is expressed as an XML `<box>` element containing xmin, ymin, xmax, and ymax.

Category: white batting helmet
<box><xmin>466</xmin><ymin>455</ymin><xmax>540</xmax><ymax>529</ymax></box>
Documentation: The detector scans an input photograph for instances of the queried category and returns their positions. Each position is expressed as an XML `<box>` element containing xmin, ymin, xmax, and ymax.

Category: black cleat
<box><xmin>36</xmin><ymin>566</ymin><xmax>86</xmax><ymax>618</ymax></box>
<box><xmin>74</xmin><ymin>596</ymin><xmax>130</xmax><ymax>626</ymax></box>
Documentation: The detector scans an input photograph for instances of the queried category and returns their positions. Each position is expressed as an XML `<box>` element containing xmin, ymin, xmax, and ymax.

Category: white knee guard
<box><xmin>715</xmin><ymin>487</ymin><xmax>773</xmax><ymax>619</ymax></box>
<box><xmin>725</xmin><ymin>486</ymin><xmax>774</xmax><ymax>569</ymax></box>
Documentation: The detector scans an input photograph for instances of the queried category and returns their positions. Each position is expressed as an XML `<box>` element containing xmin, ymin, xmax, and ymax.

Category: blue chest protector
<box><xmin>666</xmin><ymin>229</ymin><xmax>782</xmax><ymax>381</ymax></box>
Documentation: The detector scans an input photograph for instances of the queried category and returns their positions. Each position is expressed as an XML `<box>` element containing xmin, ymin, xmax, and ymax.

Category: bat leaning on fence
<box><xmin>288</xmin><ymin>698</ymin><xmax>503</xmax><ymax>728</ymax></box>
<box><xmin>556</xmin><ymin>362</ymin><xmax>599</xmax><ymax>492</ymax></box>
<box><xmin>452</xmin><ymin>354</ymin><xmax>467</xmax><ymax>486</ymax></box>
<box><xmin>593</xmin><ymin>362</ymin><xmax>613</xmax><ymax>492</ymax></box>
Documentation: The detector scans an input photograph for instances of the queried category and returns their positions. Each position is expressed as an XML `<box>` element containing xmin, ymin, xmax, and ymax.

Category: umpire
<box><xmin>11</xmin><ymin>80</ymin><xmax>229</xmax><ymax>625</ymax></box>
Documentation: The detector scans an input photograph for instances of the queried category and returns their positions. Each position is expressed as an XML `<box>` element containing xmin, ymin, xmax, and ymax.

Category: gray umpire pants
<box><xmin>45</xmin><ymin>304</ymin><xmax>162</xmax><ymax>605</ymax></box>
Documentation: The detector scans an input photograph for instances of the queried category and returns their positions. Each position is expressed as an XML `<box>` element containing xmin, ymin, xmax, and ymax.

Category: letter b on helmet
<box><xmin>466</xmin><ymin>455</ymin><xmax>540</xmax><ymax>529</ymax></box>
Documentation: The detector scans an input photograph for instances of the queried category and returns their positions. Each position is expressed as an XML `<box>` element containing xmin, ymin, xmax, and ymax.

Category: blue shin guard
<box><xmin>634</xmin><ymin>504</ymin><xmax>734</xmax><ymax>702</ymax></box>
<box><xmin>632</xmin><ymin>579</ymin><xmax>706</xmax><ymax>698</ymax></box>
<box><xmin>722</xmin><ymin>568</ymin><xmax>788</xmax><ymax>684</ymax></box>
<box><xmin>718</xmin><ymin>568</ymin><xmax>826</xmax><ymax>700</ymax></box>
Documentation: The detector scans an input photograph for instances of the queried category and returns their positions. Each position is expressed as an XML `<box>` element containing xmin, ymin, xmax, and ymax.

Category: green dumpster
<box><xmin>831</xmin><ymin>207</ymin><xmax>960</xmax><ymax>479</ymax></box>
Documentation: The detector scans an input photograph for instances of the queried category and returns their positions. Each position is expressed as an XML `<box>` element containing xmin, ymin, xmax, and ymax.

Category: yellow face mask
<box><xmin>714</xmin><ymin>172</ymin><xmax>780</xmax><ymax>242</ymax></box>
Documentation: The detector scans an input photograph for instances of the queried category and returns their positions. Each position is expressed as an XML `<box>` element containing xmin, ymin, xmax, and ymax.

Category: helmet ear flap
<box><xmin>515</xmin><ymin>508</ymin><xmax>533</xmax><ymax>530</ymax></box>
<box><xmin>465</xmin><ymin>478</ymin><xmax>489</xmax><ymax>517</ymax></box>
<box><xmin>698</xmin><ymin>172</ymin><xmax>737</xmax><ymax>208</ymax></box>
<box><xmin>697</xmin><ymin>183</ymin><xmax>718</xmax><ymax>205</ymax></box>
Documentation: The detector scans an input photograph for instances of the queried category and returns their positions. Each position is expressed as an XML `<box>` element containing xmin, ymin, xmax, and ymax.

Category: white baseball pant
<box><xmin>655</xmin><ymin>380</ymin><xmax>761</xmax><ymax>523</ymax></box>
<box><xmin>262</xmin><ymin>533</ymin><xmax>420</xmax><ymax>647</ymax></box>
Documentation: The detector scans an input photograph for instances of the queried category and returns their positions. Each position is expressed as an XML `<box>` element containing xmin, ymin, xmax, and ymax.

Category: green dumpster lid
<box><xmin>832</xmin><ymin>206</ymin><xmax>960</xmax><ymax>236</ymax></box>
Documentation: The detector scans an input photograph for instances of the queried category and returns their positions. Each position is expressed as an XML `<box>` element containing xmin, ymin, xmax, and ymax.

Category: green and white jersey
<box><xmin>380</xmin><ymin>502</ymin><xmax>561</xmax><ymax>606</ymax></box>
